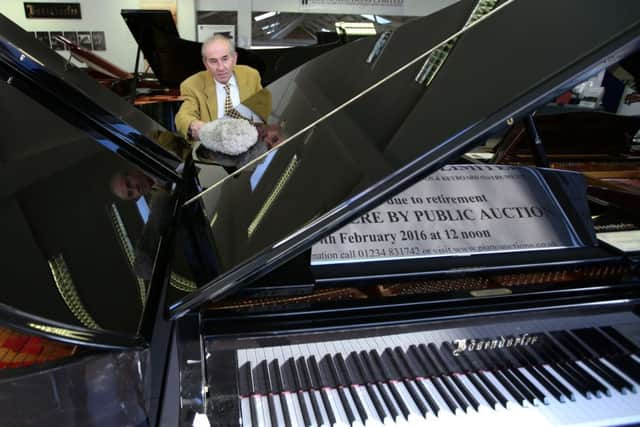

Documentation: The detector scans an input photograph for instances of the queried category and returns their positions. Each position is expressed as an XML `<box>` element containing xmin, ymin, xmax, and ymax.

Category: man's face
<box><xmin>202</xmin><ymin>39</ymin><xmax>237</xmax><ymax>84</ymax></box>
<box><xmin>112</xmin><ymin>171</ymin><xmax>154</xmax><ymax>200</ymax></box>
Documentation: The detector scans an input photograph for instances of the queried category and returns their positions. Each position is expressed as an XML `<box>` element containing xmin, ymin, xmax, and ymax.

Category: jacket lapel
<box><xmin>204</xmin><ymin>73</ymin><xmax>217</xmax><ymax>121</ymax></box>
<box><xmin>235</xmin><ymin>67</ymin><xmax>247</xmax><ymax>101</ymax></box>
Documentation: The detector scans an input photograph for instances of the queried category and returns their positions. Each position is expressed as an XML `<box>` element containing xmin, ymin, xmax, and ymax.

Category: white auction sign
<box><xmin>311</xmin><ymin>165</ymin><xmax>582</xmax><ymax>264</ymax></box>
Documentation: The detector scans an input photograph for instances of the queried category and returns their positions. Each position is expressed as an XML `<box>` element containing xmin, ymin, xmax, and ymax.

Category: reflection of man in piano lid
<box><xmin>110</xmin><ymin>169</ymin><xmax>156</xmax><ymax>201</ymax></box>
<box><xmin>175</xmin><ymin>35</ymin><xmax>264</xmax><ymax>141</ymax></box>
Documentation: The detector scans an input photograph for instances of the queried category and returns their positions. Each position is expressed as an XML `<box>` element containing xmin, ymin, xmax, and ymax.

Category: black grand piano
<box><xmin>120</xmin><ymin>9</ymin><xmax>344</xmax><ymax>88</ymax></box>
<box><xmin>1</xmin><ymin>1</ymin><xmax>640</xmax><ymax>426</ymax></box>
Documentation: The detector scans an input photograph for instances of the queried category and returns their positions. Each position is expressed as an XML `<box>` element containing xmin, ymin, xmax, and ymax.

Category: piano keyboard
<box><xmin>210</xmin><ymin>314</ymin><xmax>640</xmax><ymax>427</ymax></box>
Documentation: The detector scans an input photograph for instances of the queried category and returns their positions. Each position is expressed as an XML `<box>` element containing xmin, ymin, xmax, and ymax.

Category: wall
<box><xmin>198</xmin><ymin>0</ymin><xmax>458</xmax><ymax>47</ymax></box>
<box><xmin>1</xmin><ymin>0</ymin><xmax>455</xmax><ymax>71</ymax></box>
<box><xmin>0</xmin><ymin>0</ymin><xmax>197</xmax><ymax>71</ymax></box>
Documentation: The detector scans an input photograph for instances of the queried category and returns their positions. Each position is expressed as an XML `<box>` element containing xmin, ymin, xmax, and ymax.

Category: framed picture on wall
<box><xmin>91</xmin><ymin>31</ymin><xmax>106</xmax><ymax>50</ymax></box>
<box><xmin>35</xmin><ymin>31</ymin><xmax>51</xmax><ymax>48</ymax></box>
<box><xmin>63</xmin><ymin>31</ymin><xmax>78</xmax><ymax>46</ymax></box>
<box><xmin>77</xmin><ymin>31</ymin><xmax>92</xmax><ymax>50</ymax></box>
<box><xmin>197</xmin><ymin>24</ymin><xmax>235</xmax><ymax>43</ymax></box>
<box><xmin>49</xmin><ymin>31</ymin><xmax>65</xmax><ymax>50</ymax></box>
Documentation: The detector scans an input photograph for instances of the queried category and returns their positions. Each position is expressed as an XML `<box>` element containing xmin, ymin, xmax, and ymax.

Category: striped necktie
<box><xmin>223</xmin><ymin>83</ymin><xmax>246</xmax><ymax>120</ymax></box>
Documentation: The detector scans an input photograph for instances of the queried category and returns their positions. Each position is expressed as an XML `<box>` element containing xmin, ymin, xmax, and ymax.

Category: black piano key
<box><xmin>429</xmin><ymin>343</ymin><xmax>480</xmax><ymax>411</ymax></box>
<box><xmin>584</xmin><ymin>328</ymin><xmax>640</xmax><ymax>384</ymax></box>
<box><xmin>544</xmin><ymin>334</ymin><xmax>608</xmax><ymax>397</ymax></box>
<box><xmin>270</xmin><ymin>359</ymin><xmax>293</xmax><ymax>427</ymax></box>
<box><xmin>600</xmin><ymin>326</ymin><xmax>640</xmax><ymax>354</ymax></box>
<box><xmin>609</xmin><ymin>354</ymin><xmax>640</xmax><ymax>385</ymax></box>
<box><xmin>495</xmin><ymin>346</ymin><xmax>548</xmax><ymax>405</ymax></box>
<box><xmin>370</xmin><ymin>349</ymin><xmax>411</xmax><ymax>420</ymax></box>
<box><xmin>360</xmin><ymin>350</ymin><xmax>402</xmax><ymax>421</ymax></box>
<box><xmin>385</xmin><ymin>348</ymin><xmax>429</xmax><ymax>417</ymax></box>
<box><xmin>574</xmin><ymin>328</ymin><xmax>624</xmax><ymax>358</ymax></box>
<box><xmin>285</xmin><ymin>358</ymin><xmax>312</xmax><ymax>427</ymax></box>
<box><xmin>510</xmin><ymin>346</ymin><xmax>565</xmax><ymax>402</ymax></box>
<box><xmin>474</xmin><ymin>348</ymin><xmax>527</xmax><ymax>406</ymax></box>
<box><xmin>394</xmin><ymin>347</ymin><xmax>440</xmax><ymax>415</ymax></box>
<box><xmin>520</xmin><ymin>346</ymin><xmax>574</xmax><ymax>401</ymax></box>
<box><xmin>579</xmin><ymin>328</ymin><xmax>640</xmax><ymax>384</ymax></box>
<box><xmin>456</xmin><ymin>348</ymin><xmax>509</xmax><ymax>408</ymax></box>
<box><xmin>350</xmin><ymin>351</ymin><xmax>390</xmax><ymax>423</ymax></box>
<box><xmin>553</xmin><ymin>331</ymin><xmax>618</xmax><ymax>395</ymax></box>
<box><xmin>323</xmin><ymin>354</ymin><xmax>357</xmax><ymax>426</ymax></box>
<box><xmin>419</xmin><ymin>343</ymin><xmax>470</xmax><ymax>412</ymax></box>
<box><xmin>240</xmin><ymin>362</ymin><xmax>261</xmax><ymax>427</ymax></box>
<box><xmin>261</xmin><ymin>360</ymin><xmax>279</xmax><ymax>427</ymax></box>
<box><xmin>442</xmin><ymin>342</ymin><xmax>498</xmax><ymax>409</ymax></box>
<box><xmin>238</xmin><ymin>362</ymin><xmax>252</xmax><ymax>397</ymax></box>
<box><xmin>335</xmin><ymin>353</ymin><xmax>369</xmax><ymax>424</ymax></box>
<box><xmin>563</xmin><ymin>330</ymin><xmax>633</xmax><ymax>393</ymax></box>
<box><xmin>409</xmin><ymin>344</ymin><xmax>458</xmax><ymax>413</ymax></box>
<box><xmin>534</xmin><ymin>338</ymin><xmax>592</xmax><ymax>398</ymax></box>
<box><xmin>296</xmin><ymin>356</ymin><xmax>327</xmax><ymax>427</ymax></box>
<box><xmin>480</xmin><ymin>345</ymin><xmax>537</xmax><ymax>406</ymax></box>
<box><xmin>308</xmin><ymin>355</ymin><xmax>337</xmax><ymax>426</ymax></box>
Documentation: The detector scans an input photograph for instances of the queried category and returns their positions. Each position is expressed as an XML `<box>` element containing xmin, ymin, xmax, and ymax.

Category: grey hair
<box><xmin>201</xmin><ymin>34</ymin><xmax>236</xmax><ymax>57</ymax></box>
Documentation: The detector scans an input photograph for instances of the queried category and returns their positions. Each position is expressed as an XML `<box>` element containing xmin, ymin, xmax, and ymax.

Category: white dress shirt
<box><xmin>214</xmin><ymin>75</ymin><xmax>263</xmax><ymax>122</ymax></box>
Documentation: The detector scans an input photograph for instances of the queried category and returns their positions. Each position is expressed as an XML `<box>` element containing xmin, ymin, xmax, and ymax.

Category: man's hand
<box><xmin>189</xmin><ymin>120</ymin><xmax>206</xmax><ymax>140</ymax></box>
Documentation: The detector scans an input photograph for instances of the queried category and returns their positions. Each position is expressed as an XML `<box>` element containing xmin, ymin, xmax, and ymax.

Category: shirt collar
<box><xmin>215</xmin><ymin>74</ymin><xmax>237</xmax><ymax>90</ymax></box>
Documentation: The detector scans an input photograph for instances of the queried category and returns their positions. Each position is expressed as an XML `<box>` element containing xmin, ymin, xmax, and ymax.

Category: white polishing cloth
<box><xmin>199</xmin><ymin>118</ymin><xmax>258</xmax><ymax>156</ymax></box>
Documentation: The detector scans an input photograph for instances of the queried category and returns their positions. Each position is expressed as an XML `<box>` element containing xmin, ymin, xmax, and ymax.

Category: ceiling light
<box><xmin>254</xmin><ymin>11</ymin><xmax>276</xmax><ymax>21</ymax></box>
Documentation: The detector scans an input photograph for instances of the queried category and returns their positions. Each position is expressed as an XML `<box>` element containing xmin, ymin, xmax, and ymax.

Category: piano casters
<box><xmin>524</xmin><ymin>113</ymin><xmax>550</xmax><ymax>168</ymax></box>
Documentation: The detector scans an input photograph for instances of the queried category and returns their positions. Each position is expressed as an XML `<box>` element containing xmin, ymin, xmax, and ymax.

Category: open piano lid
<box><xmin>167</xmin><ymin>0</ymin><xmax>640</xmax><ymax>318</ymax></box>
<box><xmin>0</xmin><ymin>12</ymin><xmax>187</xmax><ymax>348</ymax></box>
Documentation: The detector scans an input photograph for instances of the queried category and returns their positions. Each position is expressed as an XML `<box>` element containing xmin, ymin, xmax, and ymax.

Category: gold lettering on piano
<box><xmin>452</xmin><ymin>333</ymin><xmax>539</xmax><ymax>356</ymax></box>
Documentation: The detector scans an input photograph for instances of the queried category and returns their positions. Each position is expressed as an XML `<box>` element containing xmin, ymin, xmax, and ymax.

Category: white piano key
<box><xmin>310</xmin><ymin>389</ymin><xmax>331</xmax><ymax>427</ymax></box>
<box><xmin>351</xmin><ymin>385</ymin><xmax>383</xmax><ymax>427</ymax></box>
<box><xmin>260</xmin><ymin>395</ymin><xmax>273</xmax><ymax>427</ymax></box>
<box><xmin>251</xmin><ymin>395</ymin><xmax>266</xmax><ymax>427</ymax></box>
<box><xmin>240</xmin><ymin>397</ymin><xmax>253</xmax><ymax>427</ymax></box>
<box><xmin>364</xmin><ymin>379</ymin><xmax>395</xmax><ymax>426</ymax></box>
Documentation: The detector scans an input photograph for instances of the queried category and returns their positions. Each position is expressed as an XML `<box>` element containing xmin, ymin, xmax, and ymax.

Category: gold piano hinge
<box><xmin>415</xmin><ymin>0</ymin><xmax>500</xmax><ymax>86</ymax></box>
<box><xmin>248</xmin><ymin>155</ymin><xmax>299</xmax><ymax>238</ymax></box>
<box><xmin>109</xmin><ymin>203</ymin><xmax>146</xmax><ymax>307</ymax></box>
<box><xmin>48</xmin><ymin>254</ymin><xmax>101</xmax><ymax>330</ymax></box>
<box><xmin>170</xmin><ymin>272</ymin><xmax>197</xmax><ymax>293</ymax></box>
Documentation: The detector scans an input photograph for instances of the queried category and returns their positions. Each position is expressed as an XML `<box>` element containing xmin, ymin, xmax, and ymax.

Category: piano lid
<box><xmin>0</xmin><ymin>13</ymin><xmax>190</xmax><ymax>348</ymax></box>
<box><xmin>167</xmin><ymin>0</ymin><xmax>640</xmax><ymax>317</ymax></box>
<box><xmin>0</xmin><ymin>13</ymin><xmax>184</xmax><ymax>183</ymax></box>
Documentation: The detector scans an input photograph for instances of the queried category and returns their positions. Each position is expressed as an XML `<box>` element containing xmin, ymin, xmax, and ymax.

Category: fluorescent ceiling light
<box><xmin>254</xmin><ymin>11</ymin><xmax>276</xmax><ymax>21</ymax></box>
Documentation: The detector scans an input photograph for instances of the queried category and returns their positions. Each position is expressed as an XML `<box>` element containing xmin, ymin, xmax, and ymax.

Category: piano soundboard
<box><xmin>206</xmin><ymin>310</ymin><xmax>640</xmax><ymax>426</ymax></box>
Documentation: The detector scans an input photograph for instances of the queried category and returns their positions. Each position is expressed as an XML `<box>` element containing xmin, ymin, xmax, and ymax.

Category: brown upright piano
<box><xmin>1</xmin><ymin>1</ymin><xmax>640</xmax><ymax>426</ymax></box>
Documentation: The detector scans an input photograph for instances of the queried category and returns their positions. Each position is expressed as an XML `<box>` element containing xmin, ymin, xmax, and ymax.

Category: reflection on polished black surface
<box><xmin>2</xmin><ymin>1</ymin><xmax>640</xmax><ymax>426</ymax></box>
<box><xmin>0</xmin><ymin>79</ymin><xmax>174</xmax><ymax>338</ymax></box>
<box><xmin>0</xmin><ymin>12</ymin><xmax>184</xmax><ymax>346</ymax></box>
<box><xmin>171</xmin><ymin>0</ymin><xmax>640</xmax><ymax>314</ymax></box>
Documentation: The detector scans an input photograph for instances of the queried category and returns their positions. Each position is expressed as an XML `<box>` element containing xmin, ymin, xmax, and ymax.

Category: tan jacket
<box><xmin>174</xmin><ymin>65</ymin><xmax>263</xmax><ymax>139</ymax></box>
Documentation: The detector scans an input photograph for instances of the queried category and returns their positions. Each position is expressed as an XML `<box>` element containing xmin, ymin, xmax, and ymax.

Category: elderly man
<box><xmin>175</xmin><ymin>35</ymin><xmax>263</xmax><ymax>141</ymax></box>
